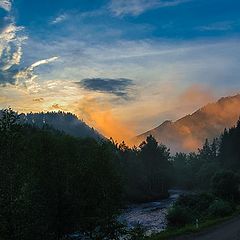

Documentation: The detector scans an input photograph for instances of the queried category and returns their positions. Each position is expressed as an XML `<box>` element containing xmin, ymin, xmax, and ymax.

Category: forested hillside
<box><xmin>19</xmin><ymin>111</ymin><xmax>102</xmax><ymax>140</ymax></box>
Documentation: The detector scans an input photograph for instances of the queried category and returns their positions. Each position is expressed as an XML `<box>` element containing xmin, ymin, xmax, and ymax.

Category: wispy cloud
<box><xmin>0</xmin><ymin>5</ymin><xmax>27</xmax><ymax>85</ymax></box>
<box><xmin>29</xmin><ymin>57</ymin><xmax>59</xmax><ymax>69</ymax></box>
<box><xmin>0</xmin><ymin>24</ymin><xmax>27</xmax><ymax>71</ymax></box>
<box><xmin>108</xmin><ymin>0</ymin><xmax>190</xmax><ymax>17</ymax></box>
<box><xmin>0</xmin><ymin>0</ymin><xmax>59</xmax><ymax>89</ymax></box>
<box><xmin>0</xmin><ymin>0</ymin><xmax>12</xmax><ymax>12</ymax></box>
<box><xmin>198</xmin><ymin>21</ymin><xmax>236</xmax><ymax>32</ymax></box>
<box><xmin>15</xmin><ymin>57</ymin><xmax>59</xmax><ymax>92</ymax></box>
<box><xmin>0</xmin><ymin>18</ymin><xmax>58</xmax><ymax>90</ymax></box>
<box><xmin>51</xmin><ymin>14</ymin><xmax>68</xmax><ymax>25</ymax></box>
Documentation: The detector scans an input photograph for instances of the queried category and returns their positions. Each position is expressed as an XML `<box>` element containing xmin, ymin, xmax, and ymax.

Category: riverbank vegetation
<box><xmin>1</xmin><ymin>108</ymin><xmax>240</xmax><ymax>239</ymax></box>
<box><xmin>149</xmin><ymin>120</ymin><xmax>240</xmax><ymax>239</ymax></box>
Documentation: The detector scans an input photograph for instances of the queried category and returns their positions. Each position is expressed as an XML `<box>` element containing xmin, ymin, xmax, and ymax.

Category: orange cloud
<box><xmin>74</xmin><ymin>97</ymin><xmax>136</xmax><ymax>145</ymax></box>
<box><xmin>179</xmin><ymin>84</ymin><xmax>214</xmax><ymax>106</ymax></box>
<box><xmin>176</xmin><ymin>94</ymin><xmax>240</xmax><ymax>151</ymax></box>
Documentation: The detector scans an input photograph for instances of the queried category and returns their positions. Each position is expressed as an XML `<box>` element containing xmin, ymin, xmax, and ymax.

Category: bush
<box><xmin>207</xmin><ymin>199</ymin><xmax>233</xmax><ymax>218</ymax></box>
<box><xmin>167</xmin><ymin>206</ymin><xmax>194</xmax><ymax>227</ymax></box>
<box><xmin>176</xmin><ymin>193</ymin><xmax>215</xmax><ymax>216</ymax></box>
<box><xmin>211</xmin><ymin>170</ymin><xmax>240</xmax><ymax>201</ymax></box>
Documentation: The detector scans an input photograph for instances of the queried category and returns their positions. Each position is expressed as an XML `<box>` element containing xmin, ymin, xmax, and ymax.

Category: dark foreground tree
<box><xmin>0</xmin><ymin>109</ymin><xmax>123</xmax><ymax>240</ymax></box>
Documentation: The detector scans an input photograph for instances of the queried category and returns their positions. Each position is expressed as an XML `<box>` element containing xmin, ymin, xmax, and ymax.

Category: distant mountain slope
<box><xmin>136</xmin><ymin>94</ymin><xmax>240</xmax><ymax>153</ymax></box>
<box><xmin>19</xmin><ymin>111</ymin><xmax>103</xmax><ymax>140</ymax></box>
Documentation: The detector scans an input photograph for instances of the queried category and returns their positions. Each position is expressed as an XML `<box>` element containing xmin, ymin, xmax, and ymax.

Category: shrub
<box><xmin>176</xmin><ymin>193</ymin><xmax>215</xmax><ymax>216</ymax></box>
<box><xmin>211</xmin><ymin>170</ymin><xmax>240</xmax><ymax>201</ymax></box>
<box><xmin>167</xmin><ymin>206</ymin><xmax>194</xmax><ymax>227</ymax></box>
<box><xmin>207</xmin><ymin>199</ymin><xmax>233</xmax><ymax>218</ymax></box>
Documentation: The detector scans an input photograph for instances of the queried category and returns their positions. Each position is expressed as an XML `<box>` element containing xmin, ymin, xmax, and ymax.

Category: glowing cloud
<box><xmin>75</xmin><ymin>96</ymin><xmax>136</xmax><ymax>145</ymax></box>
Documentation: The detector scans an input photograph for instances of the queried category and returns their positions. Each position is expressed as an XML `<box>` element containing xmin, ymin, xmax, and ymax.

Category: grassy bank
<box><xmin>148</xmin><ymin>208</ymin><xmax>240</xmax><ymax>240</ymax></box>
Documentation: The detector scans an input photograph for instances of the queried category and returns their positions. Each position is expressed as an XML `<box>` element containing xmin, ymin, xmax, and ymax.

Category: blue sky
<box><xmin>13</xmin><ymin>0</ymin><xmax>240</xmax><ymax>40</ymax></box>
<box><xmin>0</xmin><ymin>0</ymin><xmax>240</xmax><ymax>140</ymax></box>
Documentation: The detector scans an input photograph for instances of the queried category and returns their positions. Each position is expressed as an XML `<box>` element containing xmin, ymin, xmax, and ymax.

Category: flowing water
<box><xmin>118</xmin><ymin>190</ymin><xmax>184</xmax><ymax>235</ymax></box>
<box><xmin>69</xmin><ymin>190</ymin><xmax>184</xmax><ymax>239</ymax></box>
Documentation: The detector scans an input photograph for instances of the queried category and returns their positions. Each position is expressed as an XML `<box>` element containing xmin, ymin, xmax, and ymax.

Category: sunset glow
<box><xmin>1</xmin><ymin>0</ymin><xmax>240</xmax><ymax>145</ymax></box>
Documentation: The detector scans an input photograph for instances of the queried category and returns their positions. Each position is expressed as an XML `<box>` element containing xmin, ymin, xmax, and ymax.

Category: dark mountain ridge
<box><xmin>18</xmin><ymin>111</ymin><xmax>103</xmax><ymax>140</ymax></box>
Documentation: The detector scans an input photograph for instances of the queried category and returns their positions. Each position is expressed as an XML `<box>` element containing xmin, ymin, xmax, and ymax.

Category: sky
<box><xmin>0</xmin><ymin>0</ymin><xmax>240</xmax><ymax>142</ymax></box>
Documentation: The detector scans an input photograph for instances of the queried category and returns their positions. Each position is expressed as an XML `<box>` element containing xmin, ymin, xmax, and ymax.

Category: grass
<box><xmin>148</xmin><ymin>207</ymin><xmax>240</xmax><ymax>240</ymax></box>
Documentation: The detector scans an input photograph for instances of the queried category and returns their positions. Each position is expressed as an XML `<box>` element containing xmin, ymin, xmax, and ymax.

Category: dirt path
<box><xmin>174</xmin><ymin>217</ymin><xmax>240</xmax><ymax>240</ymax></box>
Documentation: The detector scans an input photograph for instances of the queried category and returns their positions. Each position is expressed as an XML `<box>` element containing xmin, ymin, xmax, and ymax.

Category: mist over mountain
<box><xmin>136</xmin><ymin>94</ymin><xmax>240</xmax><ymax>153</ymax></box>
<box><xmin>18</xmin><ymin>111</ymin><xmax>103</xmax><ymax>140</ymax></box>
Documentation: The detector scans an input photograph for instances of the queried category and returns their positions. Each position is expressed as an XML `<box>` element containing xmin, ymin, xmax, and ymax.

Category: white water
<box><xmin>118</xmin><ymin>190</ymin><xmax>184</xmax><ymax>235</ymax></box>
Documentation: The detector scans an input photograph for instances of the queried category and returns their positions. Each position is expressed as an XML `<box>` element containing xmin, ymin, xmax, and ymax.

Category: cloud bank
<box><xmin>78</xmin><ymin>78</ymin><xmax>135</xmax><ymax>99</ymax></box>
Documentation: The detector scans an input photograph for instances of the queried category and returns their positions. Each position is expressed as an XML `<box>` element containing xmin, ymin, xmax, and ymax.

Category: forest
<box><xmin>1</xmin><ymin>108</ymin><xmax>240</xmax><ymax>240</ymax></box>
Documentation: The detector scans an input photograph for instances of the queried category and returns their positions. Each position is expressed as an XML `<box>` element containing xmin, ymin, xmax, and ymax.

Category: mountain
<box><xmin>19</xmin><ymin>111</ymin><xmax>103</xmax><ymax>140</ymax></box>
<box><xmin>136</xmin><ymin>94</ymin><xmax>240</xmax><ymax>153</ymax></box>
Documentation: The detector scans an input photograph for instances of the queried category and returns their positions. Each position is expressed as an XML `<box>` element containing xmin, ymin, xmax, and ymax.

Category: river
<box><xmin>69</xmin><ymin>190</ymin><xmax>184</xmax><ymax>239</ymax></box>
<box><xmin>118</xmin><ymin>190</ymin><xmax>184</xmax><ymax>236</ymax></box>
